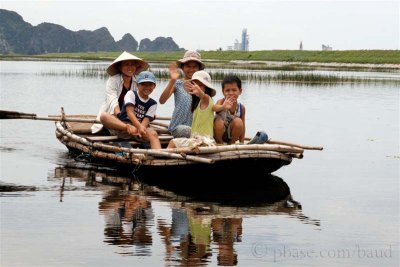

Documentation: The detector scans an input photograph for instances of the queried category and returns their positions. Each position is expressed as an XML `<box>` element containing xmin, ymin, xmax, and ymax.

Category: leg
<box><xmin>214</xmin><ymin>118</ymin><xmax>225</xmax><ymax>144</ymax></box>
<box><xmin>167</xmin><ymin>139</ymin><xmax>176</xmax><ymax>149</ymax></box>
<box><xmin>100</xmin><ymin>113</ymin><xmax>127</xmax><ymax>132</ymax></box>
<box><xmin>143</xmin><ymin>128</ymin><xmax>161</xmax><ymax>149</ymax></box>
<box><xmin>228</xmin><ymin>118</ymin><xmax>244</xmax><ymax>144</ymax></box>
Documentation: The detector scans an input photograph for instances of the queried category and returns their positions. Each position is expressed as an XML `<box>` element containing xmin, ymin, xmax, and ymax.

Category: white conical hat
<box><xmin>106</xmin><ymin>51</ymin><xmax>149</xmax><ymax>76</ymax></box>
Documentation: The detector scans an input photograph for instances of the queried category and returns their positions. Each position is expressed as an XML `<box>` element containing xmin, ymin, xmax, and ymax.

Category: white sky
<box><xmin>1</xmin><ymin>0</ymin><xmax>399</xmax><ymax>51</ymax></box>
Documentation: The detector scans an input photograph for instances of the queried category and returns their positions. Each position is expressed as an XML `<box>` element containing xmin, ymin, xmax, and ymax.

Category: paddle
<box><xmin>0</xmin><ymin>109</ymin><xmax>100</xmax><ymax>123</ymax></box>
<box><xmin>0</xmin><ymin>109</ymin><xmax>172</xmax><ymax>123</ymax></box>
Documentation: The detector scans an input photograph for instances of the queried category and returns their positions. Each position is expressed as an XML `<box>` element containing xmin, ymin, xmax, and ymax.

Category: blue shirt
<box><xmin>168</xmin><ymin>80</ymin><xmax>193</xmax><ymax>132</ymax></box>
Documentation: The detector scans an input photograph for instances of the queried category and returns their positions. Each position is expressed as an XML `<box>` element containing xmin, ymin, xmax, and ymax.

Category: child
<box><xmin>213</xmin><ymin>76</ymin><xmax>246</xmax><ymax>144</ymax></box>
<box><xmin>167</xmin><ymin>70</ymin><xmax>217</xmax><ymax>149</ymax></box>
<box><xmin>159</xmin><ymin>51</ymin><xmax>205</xmax><ymax>138</ymax></box>
<box><xmin>100</xmin><ymin>71</ymin><xmax>161</xmax><ymax>149</ymax></box>
<box><xmin>91</xmin><ymin>51</ymin><xmax>149</xmax><ymax>134</ymax></box>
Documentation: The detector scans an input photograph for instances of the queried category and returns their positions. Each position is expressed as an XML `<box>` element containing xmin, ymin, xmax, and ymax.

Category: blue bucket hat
<box><xmin>137</xmin><ymin>71</ymin><xmax>156</xmax><ymax>84</ymax></box>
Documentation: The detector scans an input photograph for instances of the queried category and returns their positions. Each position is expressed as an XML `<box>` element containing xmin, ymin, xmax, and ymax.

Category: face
<box><xmin>137</xmin><ymin>82</ymin><xmax>156</xmax><ymax>99</ymax></box>
<box><xmin>119</xmin><ymin>60</ymin><xmax>137</xmax><ymax>77</ymax></box>
<box><xmin>182</xmin><ymin>61</ymin><xmax>200</xmax><ymax>79</ymax></box>
<box><xmin>222</xmin><ymin>82</ymin><xmax>242</xmax><ymax>100</ymax></box>
<box><xmin>193</xmin><ymin>80</ymin><xmax>206</xmax><ymax>91</ymax></box>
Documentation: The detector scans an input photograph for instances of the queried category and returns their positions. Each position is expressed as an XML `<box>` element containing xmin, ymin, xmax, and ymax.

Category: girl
<box><xmin>167</xmin><ymin>70</ymin><xmax>217</xmax><ymax>149</ymax></box>
<box><xmin>159</xmin><ymin>51</ymin><xmax>205</xmax><ymax>138</ymax></box>
<box><xmin>91</xmin><ymin>51</ymin><xmax>149</xmax><ymax>134</ymax></box>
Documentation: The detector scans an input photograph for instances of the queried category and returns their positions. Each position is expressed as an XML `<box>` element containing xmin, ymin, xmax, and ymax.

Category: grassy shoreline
<box><xmin>1</xmin><ymin>50</ymin><xmax>399</xmax><ymax>65</ymax></box>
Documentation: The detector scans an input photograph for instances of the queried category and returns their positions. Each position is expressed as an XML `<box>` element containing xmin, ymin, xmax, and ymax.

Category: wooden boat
<box><xmin>0</xmin><ymin>109</ymin><xmax>322</xmax><ymax>177</ymax></box>
<box><xmin>53</xmin><ymin>114</ymin><xmax>322</xmax><ymax>177</ymax></box>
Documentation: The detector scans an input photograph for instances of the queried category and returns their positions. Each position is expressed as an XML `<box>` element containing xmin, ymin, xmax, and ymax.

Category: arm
<box><xmin>187</xmin><ymin>82</ymin><xmax>210</xmax><ymax>109</ymax></box>
<box><xmin>159</xmin><ymin>63</ymin><xmax>180</xmax><ymax>104</ymax></box>
<box><xmin>213</xmin><ymin>97</ymin><xmax>234</xmax><ymax>112</ymax></box>
<box><xmin>126</xmin><ymin>105</ymin><xmax>146</xmax><ymax>137</ymax></box>
<box><xmin>142</xmin><ymin>103</ymin><xmax>157</xmax><ymax>128</ymax></box>
<box><xmin>105</xmin><ymin>76</ymin><xmax>121</xmax><ymax>115</ymax></box>
<box><xmin>239</xmin><ymin>105</ymin><xmax>246</xmax><ymax>143</ymax></box>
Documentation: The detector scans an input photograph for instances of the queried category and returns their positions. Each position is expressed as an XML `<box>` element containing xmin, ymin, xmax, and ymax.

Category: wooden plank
<box><xmin>86</xmin><ymin>136</ymin><xmax>119</xmax><ymax>141</ymax></box>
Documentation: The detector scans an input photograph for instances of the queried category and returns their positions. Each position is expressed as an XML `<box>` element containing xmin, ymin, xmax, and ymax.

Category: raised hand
<box><xmin>186</xmin><ymin>82</ymin><xmax>203</xmax><ymax>97</ymax></box>
<box><xmin>223</xmin><ymin>96</ymin><xmax>235</xmax><ymax>110</ymax></box>
<box><xmin>169</xmin><ymin>62</ymin><xmax>180</xmax><ymax>80</ymax></box>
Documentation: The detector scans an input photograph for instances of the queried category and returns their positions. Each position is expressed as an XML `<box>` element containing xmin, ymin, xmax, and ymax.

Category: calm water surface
<box><xmin>0</xmin><ymin>61</ymin><xmax>399</xmax><ymax>266</ymax></box>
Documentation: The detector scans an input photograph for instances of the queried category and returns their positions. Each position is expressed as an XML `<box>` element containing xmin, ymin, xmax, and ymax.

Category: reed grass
<box><xmin>37</xmin><ymin>64</ymin><xmax>400</xmax><ymax>85</ymax></box>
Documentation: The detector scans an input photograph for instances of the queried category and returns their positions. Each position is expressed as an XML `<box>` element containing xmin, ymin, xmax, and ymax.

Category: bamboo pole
<box><xmin>166</xmin><ymin>143</ymin><xmax>304</xmax><ymax>154</ymax></box>
<box><xmin>267</xmin><ymin>139</ymin><xmax>323</xmax><ymax>150</ymax></box>
<box><xmin>50</xmin><ymin>114</ymin><xmax>172</xmax><ymax>121</ymax></box>
<box><xmin>55</xmin><ymin>122</ymin><xmax>214</xmax><ymax>164</ymax></box>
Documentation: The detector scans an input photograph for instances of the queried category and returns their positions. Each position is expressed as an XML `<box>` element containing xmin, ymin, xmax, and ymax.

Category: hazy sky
<box><xmin>1</xmin><ymin>0</ymin><xmax>399</xmax><ymax>51</ymax></box>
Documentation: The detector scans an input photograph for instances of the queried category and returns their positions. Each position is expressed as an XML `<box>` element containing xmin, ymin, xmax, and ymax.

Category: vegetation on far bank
<box><xmin>1</xmin><ymin>50</ymin><xmax>400</xmax><ymax>65</ymax></box>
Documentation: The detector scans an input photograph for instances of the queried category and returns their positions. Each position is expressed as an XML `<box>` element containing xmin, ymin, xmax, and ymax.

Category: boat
<box><xmin>53</xmin><ymin>113</ymin><xmax>322</xmax><ymax>177</ymax></box>
<box><xmin>0</xmin><ymin>109</ymin><xmax>322</xmax><ymax>177</ymax></box>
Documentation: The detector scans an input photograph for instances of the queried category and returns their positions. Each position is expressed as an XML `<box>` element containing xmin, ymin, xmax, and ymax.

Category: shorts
<box><xmin>172</xmin><ymin>135</ymin><xmax>216</xmax><ymax>149</ymax></box>
<box><xmin>170</xmin><ymin>125</ymin><xmax>191</xmax><ymax>138</ymax></box>
<box><xmin>215</xmin><ymin>112</ymin><xmax>233</xmax><ymax>143</ymax></box>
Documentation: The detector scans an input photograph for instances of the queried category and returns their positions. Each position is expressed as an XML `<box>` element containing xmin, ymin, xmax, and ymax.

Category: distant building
<box><xmin>322</xmin><ymin>44</ymin><xmax>332</xmax><ymax>51</ymax></box>
<box><xmin>299</xmin><ymin>41</ymin><xmax>303</xmax><ymax>50</ymax></box>
<box><xmin>227</xmin><ymin>29</ymin><xmax>249</xmax><ymax>51</ymax></box>
<box><xmin>241</xmin><ymin>29</ymin><xmax>249</xmax><ymax>51</ymax></box>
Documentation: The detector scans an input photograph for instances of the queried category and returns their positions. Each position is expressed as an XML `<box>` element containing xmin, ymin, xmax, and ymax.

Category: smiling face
<box><xmin>119</xmin><ymin>60</ymin><xmax>138</xmax><ymax>77</ymax></box>
<box><xmin>182</xmin><ymin>61</ymin><xmax>200</xmax><ymax>79</ymax></box>
<box><xmin>137</xmin><ymin>82</ymin><xmax>156</xmax><ymax>99</ymax></box>
<box><xmin>222</xmin><ymin>82</ymin><xmax>242</xmax><ymax>101</ymax></box>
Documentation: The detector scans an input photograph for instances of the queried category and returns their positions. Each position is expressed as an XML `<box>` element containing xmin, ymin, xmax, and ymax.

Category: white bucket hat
<box><xmin>106</xmin><ymin>51</ymin><xmax>149</xmax><ymax>76</ymax></box>
<box><xmin>191</xmin><ymin>70</ymin><xmax>216</xmax><ymax>97</ymax></box>
<box><xmin>176</xmin><ymin>50</ymin><xmax>205</xmax><ymax>70</ymax></box>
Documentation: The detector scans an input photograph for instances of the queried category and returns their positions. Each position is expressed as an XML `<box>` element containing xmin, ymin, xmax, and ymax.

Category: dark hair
<box><xmin>222</xmin><ymin>75</ymin><xmax>242</xmax><ymax>90</ymax></box>
<box><xmin>191</xmin><ymin>87</ymin><xmax>213</xmax><ymax>113</ymax></box>
<box><xmin>182</xmin><ymin>61</ymin><xmax>202</xmax><ymax>70</ymax></box>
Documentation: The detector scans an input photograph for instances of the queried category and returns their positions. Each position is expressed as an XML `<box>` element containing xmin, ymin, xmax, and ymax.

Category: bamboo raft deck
<box><xmin>54</xmin><ymin>115</ymin><xmax>322</xmax><ymax>177</ymax></box>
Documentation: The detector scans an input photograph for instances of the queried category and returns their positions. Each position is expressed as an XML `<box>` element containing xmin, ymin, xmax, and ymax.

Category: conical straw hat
<box><xmin>106</xmin><ymin>51</ymin><xmax>149</xmax><ymax>76</ymax></box>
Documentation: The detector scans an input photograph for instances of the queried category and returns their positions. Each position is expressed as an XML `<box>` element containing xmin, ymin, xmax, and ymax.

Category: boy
<box><xmin>100</xmin><ymin>71</ymin><xmax>161</xmax><ymax>149</ymax></box>
<box><xmin>213</xmin><ymin>75</ymin><xmax>246</xmax><ymax>144</ymax></box>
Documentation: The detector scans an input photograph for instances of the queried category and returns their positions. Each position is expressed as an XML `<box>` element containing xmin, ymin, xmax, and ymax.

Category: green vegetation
<box><xmin>36</xmin><ymin>64</ymin><xmax>400</xmax><ymax>85</ymax></box>
<box><xmin>2</xmin><ymin>50</ymin><xmax>400</xmax><ymax>64</ymax></box>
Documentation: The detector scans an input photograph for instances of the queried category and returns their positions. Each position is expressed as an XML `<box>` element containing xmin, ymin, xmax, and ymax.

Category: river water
<box><xmin>0</xmin><ymin>61</ymin><xmax>399</xmax><ymax>266</ymax></box>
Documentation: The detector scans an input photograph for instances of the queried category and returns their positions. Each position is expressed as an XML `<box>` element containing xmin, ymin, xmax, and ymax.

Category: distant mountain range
<box><xmin>0</xmin><ymin>9</ymin><xmax>183</xmax><ymax>55</ymax></box>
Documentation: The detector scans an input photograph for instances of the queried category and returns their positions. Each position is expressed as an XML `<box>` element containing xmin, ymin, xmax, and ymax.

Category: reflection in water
<box><xmin>99</xmin><ymin>191</ymin><xmax>154</xmax><ymax>256</ymax></box>
<box><xmin>52</xmin><ymin>166</ymin><xmax>320</xmax><ymax>266</ymax></box>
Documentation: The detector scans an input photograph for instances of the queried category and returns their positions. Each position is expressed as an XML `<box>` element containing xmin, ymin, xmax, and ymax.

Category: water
<box><xmin>0</xmin><ymin>61</ymin><xmax>399</xmax><ymax>266</ymax></box>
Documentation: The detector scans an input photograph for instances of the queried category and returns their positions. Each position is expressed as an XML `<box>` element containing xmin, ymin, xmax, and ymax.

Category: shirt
<box><xmin>119</xmin><ymin>90</ymin><xmax>157</xmax><ymax>123</ymax></box>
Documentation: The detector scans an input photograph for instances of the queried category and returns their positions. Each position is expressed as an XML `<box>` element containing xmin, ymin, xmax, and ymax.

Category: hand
<box><xmin>137</xmin><ymin>124</ymin><xmax>147</xmax><ymax>138</ymax></box>
<box><xmin>126</xmin><ymin>124</ymin><xmax>139</xmax><ymax>136</ymax></box>
<box><xmin>185</xmin><ymin>82</ymin><xmax>203</xmax><ymax>97</ymax></box>
<box><xmin>169</xmin><ymin>62</ymin><xmax>180</xmax><ymax>80</ymax></box>
<box><xmin>223</xmin><ymin>96</ymin><xmax>235</xmax><ymax>110</ymax></box>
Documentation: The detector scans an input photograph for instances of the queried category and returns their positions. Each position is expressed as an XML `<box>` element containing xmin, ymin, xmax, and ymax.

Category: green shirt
<box><xmin>191</xmin><ymin>97</ymin><xmax>214</xmax><ymax>138</ymax></box>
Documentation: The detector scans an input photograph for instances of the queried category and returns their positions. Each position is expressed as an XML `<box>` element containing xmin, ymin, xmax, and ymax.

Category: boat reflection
<box><xmin>52</xmin><ymin>166</ymin><xmax>320</xmax><ymax>265</ymax></box>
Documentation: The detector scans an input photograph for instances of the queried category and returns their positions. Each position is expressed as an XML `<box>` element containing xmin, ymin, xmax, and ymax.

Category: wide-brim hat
<box><xmin>176</xmin><ymin>50</ymin><xmax>205</xmax><ymax>70</ymax></box>
<box><xmin>190</xmin><ymin>70</ymin><xmax>216</xmax><ymax>97</ymax></box>
<box><xmin>106</xmin><ymin>51</ymin><xmax>149</xmax><ymax>76</ymax></box>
